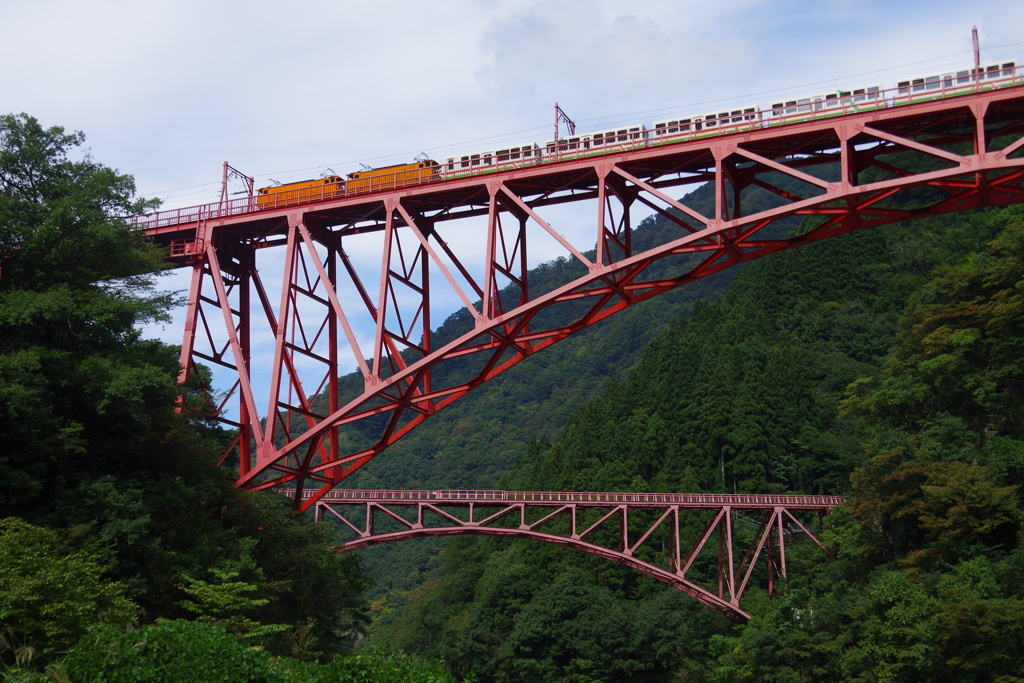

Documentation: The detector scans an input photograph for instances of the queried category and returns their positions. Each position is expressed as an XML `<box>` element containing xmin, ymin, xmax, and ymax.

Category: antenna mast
<box><xmin>972</xmin><ymin>25</ymin><xmax>981</xmax><ymax>84</ymax></box>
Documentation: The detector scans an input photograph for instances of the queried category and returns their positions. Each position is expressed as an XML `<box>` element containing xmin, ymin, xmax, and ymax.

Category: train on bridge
<box><xmin>255</xmin><ymin>60</ymin><xmax>1019</xmax><ymax>209</ymax></box>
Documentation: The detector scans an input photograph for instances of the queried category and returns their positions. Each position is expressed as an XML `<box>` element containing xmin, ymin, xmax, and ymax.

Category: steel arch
<box><xmin>313</xmin><ymin>489</ymin><xmax>843</xmax><ymax>620</ymax></box>
<box><xmin>139</xmin><ymin>83</ymin><xmax>1024</xmax><ymax>508</ymax></box>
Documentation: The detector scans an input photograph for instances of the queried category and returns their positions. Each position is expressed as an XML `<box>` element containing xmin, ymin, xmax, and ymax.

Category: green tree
<box><xmin>0</xmin><ymin>112</ymin><xmax>173</xmax><ymax>515</ymax></box>
<box><xmin>0</xmin><ymin>113</ymin><xmax>372</xmax><ymax>666</ymax></box>
<box><xmin>0</xmin><ymin>517</ymin><xmax>136</xmax><ymax>664</ymax></box>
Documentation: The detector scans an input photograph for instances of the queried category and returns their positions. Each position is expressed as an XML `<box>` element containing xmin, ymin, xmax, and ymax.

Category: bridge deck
<box><xmin>155</xmin><ymin>72</ymin><xmax>1024</xmax><ymax>508</ymax></box>
<box><xmin>310</xmin><ymin>488</ymin><xmax>844</xmax><ymax>510</ymax></box>
<box><xmin>136</xmin><ymin>75</ymin><xmax>1024</xmax><ymax>242</ymax></box>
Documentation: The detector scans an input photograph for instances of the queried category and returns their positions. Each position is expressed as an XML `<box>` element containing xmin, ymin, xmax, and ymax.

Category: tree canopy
<box><xmin>0</xmin><ymin>114</ymin><xmax>374</xmax><ymax>676</ymax></box>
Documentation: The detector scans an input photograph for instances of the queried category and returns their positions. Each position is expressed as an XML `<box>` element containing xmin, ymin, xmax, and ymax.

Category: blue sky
<box><xmin>3</xmin><ymin>0</ymin><xmax>1022</xmax><ymax>392</ymax></box>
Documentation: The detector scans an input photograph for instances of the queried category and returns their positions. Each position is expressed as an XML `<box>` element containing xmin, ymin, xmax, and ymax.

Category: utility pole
<box><xmin>554</xmin><ymin>102</ymin><xmax>576</xmax><ymax>143</ymax></box>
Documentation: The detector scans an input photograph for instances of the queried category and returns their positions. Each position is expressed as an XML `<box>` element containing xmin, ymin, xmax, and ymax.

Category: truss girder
<box><xmin>312</xmin><ymin>489</ymin><xmax>842</xmax><ymax>620</ymax></box>
<box><xmin>163</xmin><ymin>89</ymin><xmax>1024</xmax><ymax>508</ymax></box>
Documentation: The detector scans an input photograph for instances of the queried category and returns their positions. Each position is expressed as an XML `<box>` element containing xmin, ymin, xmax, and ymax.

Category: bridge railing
<box><xmin>130</xmin><ymin>67</ymin><xmax>1024</xmax><ymax>234</ymax></box>
<box><xmin>304</xmin><ymin>488</ymin><xmax>844</xmax><ymax>508</ymax></box>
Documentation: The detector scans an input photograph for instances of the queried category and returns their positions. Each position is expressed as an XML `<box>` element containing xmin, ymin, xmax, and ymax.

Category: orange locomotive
<box><xmin>256</xmin><ymin>160</ymin><xmax>438</xmax><ymax>209</ymax></box>
<box><xmin>256</xmin><ymin>175</ymin><xmax>344</xmax><ymax>209</ymax></box>
<box><xmin>346</xmin><ymin>159</ymin><xmax>438</xmax><ymax>193</ymax></box>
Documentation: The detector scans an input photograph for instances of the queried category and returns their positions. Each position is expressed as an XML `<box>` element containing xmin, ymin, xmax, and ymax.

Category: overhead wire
<box><xmin>143</xmin><ymin>42</ymin><xmax>1024</xmax><ymax>209</ymax></box>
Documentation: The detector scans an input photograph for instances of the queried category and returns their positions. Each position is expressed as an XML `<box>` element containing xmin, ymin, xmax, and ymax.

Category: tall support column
<box><xmin>238</xmin><ymin>249</ymin><xmax>253</xmax><ymax>474</ymax></box>
<box><xmin>412</xmin><ymin>214</ymin><xmax>433</xmax><ymax>405</ymax></box>
<box><xmin>264</xmin><ymin>218</ymin><xmax>300</xmax><ymax>448</ymax></box>
<box><xmin>327</xmin><ymin>237</ymin><xmax>341</xmax><ymax>483</ymax></box>
<box><xmin>177</xmin><ymin>261</ymin><xmax>205</xmax><ymax>386</ymax></box>
<box><xmin>517</xmin><ymin>212</ymin><xmax>529</xmax><ymax>309</ymax></box>
<box><xmin>595</xmin><ymin>164</ymin><xmax>610</xmax><ymax>266</ymax></box>
<box><xmin>483</xmin><ymin>182</ymin><xmax>500</xmax><ymax>321</ymax></box>
<box><xmin>372</xmin><ymin>204</ymin><xmax>397</xmax><ymax>382</ymax></box>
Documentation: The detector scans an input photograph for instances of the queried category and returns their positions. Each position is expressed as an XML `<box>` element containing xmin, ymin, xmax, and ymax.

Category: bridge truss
<box><xmin>138</xmin><ymin>81</ymin><xmax>1024</xmax><ymax>509</ymax></box>
<box><xmin>313</xmin><ymin>489</ymin><xmax>843</xmax><ymax>620</ymax></box>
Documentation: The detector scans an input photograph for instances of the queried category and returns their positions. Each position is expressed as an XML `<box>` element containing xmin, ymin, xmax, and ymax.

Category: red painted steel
<box><xmin>136</xmin><ymin>76</ymin><xmax>1024</xmax><ymax>509</ymax></box>
<box><xmin>312</xmin><ymin>489</ymin><xmax>842</xmax><ymax>620</ymax></box>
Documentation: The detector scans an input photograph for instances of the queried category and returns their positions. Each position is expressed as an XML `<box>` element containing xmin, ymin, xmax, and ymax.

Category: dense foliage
<box><xmin>5</xmin><ymin>109</ymin><xmax>1024</xmax><ymax>681</ymax></box>
<box><xmin>0</xmin><ymin>113</ymin><xmax>427</xmax><ymax>679</ymax></box>
<box><xmin>362</xmin><ymin>203</ymin><xmax>1024</xmax><ymax>680</ymax></box>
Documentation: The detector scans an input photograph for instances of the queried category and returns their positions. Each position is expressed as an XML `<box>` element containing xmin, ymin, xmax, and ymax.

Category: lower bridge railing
<box><xmin>309</xmin><ymin>489</ymin><xmax>844</xmax><ymax>620</ymax></box>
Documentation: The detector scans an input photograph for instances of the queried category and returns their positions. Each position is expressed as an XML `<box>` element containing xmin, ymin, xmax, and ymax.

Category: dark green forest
<box><xmin>346</xmin><ymin>155</ymin><xmax>1024</xmax><ymax>677</ymax></box>
<box><xmin>0</xmin><ymin>114</ymin><xmax>453</xmax><ymax>682</ymax></box>
<box><xmin>3</xmin><ymin>110</ymin><xmax>1024</xmax><ymax>682</ymax></box>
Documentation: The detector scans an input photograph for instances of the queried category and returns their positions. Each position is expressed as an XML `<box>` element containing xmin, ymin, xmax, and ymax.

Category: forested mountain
<box><xmin>358</xmin><ymin>203</ymin><xmax>1024</xmax><ymax>680</ymax></box>
<box><xmin>4</xmin><ymin>109</ymin><xmax>1023</xmax><ymax>681</ymax></box>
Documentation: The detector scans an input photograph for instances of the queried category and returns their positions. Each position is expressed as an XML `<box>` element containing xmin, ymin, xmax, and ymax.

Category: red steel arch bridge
<box><xmin>136</xmin><ymin>74</ymin><xmax>1024</xmax><ymax>511</ymax></box>
<box><xmin>312</xmin><ymin>489</ymin><xmax>843</xmax><ymax>620</ymax></box>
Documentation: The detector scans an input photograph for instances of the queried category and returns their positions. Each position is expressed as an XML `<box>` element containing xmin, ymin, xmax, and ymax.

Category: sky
<box><xmin>4</xmin><ymin>0</ymin><xmax>1023</xmax><ymax>394</ymax></box>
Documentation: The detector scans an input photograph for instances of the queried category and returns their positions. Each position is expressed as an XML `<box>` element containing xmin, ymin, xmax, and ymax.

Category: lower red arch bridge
<box><xmin>310</xmin><ymin>489</ymin><xmax>844</xmax><ymax>620</ymax></box>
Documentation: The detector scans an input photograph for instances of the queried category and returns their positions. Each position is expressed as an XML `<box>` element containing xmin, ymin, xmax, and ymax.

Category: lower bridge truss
<box><xmin>313</xmin><ymin>489</ymin><xmax>843</xmax><ymax>620</ymax></box>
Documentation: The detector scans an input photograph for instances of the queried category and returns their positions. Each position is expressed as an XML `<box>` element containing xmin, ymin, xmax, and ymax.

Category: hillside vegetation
<box><xmin>0</xmin><ymin>113</ymin><xmax>452</xmax><ymax>681</ymax></box>
<box><xmin>3</xmin><ymin>110</ymin><xmax>1023</xmax><ymax>682</ymax></box>
<box><xmin>360</xmin><ymin>203</ymin><xmax>1024</xmax><ymax>680</ymax></box>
